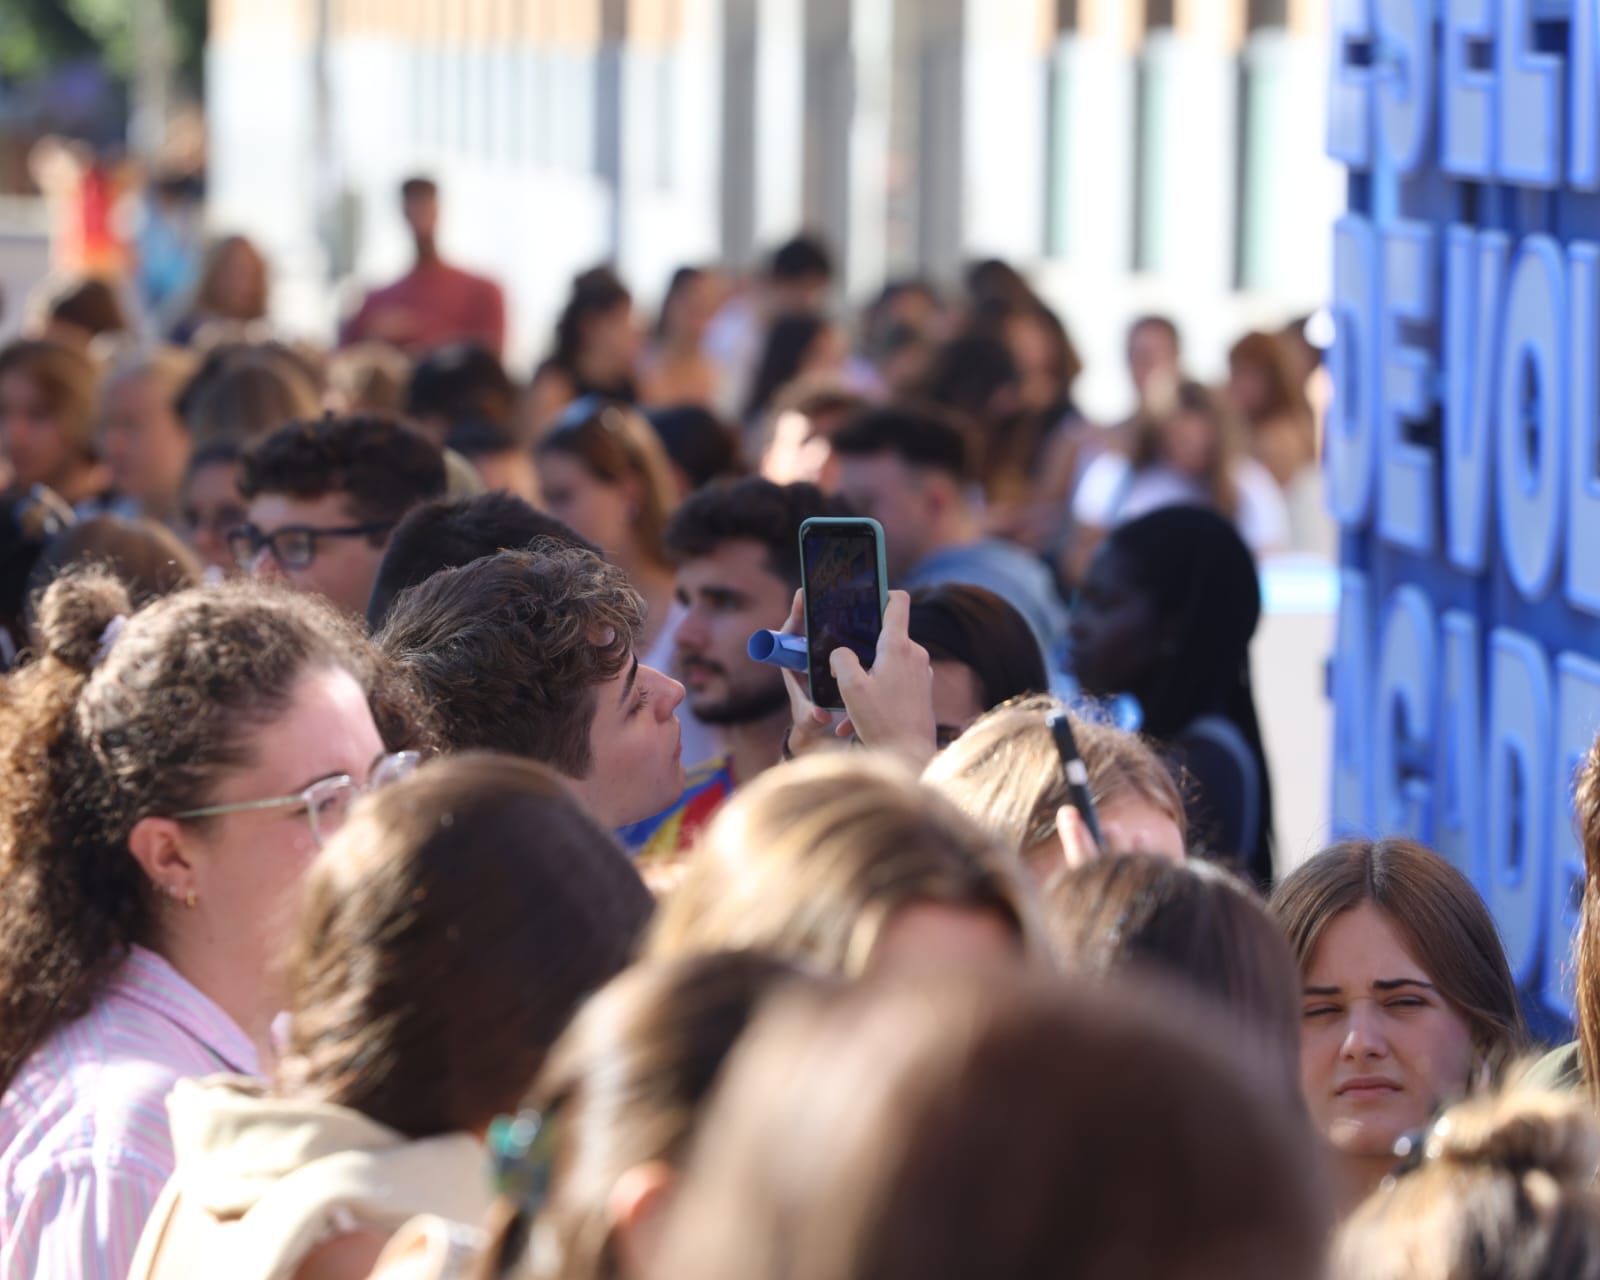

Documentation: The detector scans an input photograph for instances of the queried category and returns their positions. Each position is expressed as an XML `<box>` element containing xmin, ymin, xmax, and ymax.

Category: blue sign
<box><xmin>1327</xmin><ymin>0</ymin><xmax>1600</xmax><ymax>1030</ymax></box>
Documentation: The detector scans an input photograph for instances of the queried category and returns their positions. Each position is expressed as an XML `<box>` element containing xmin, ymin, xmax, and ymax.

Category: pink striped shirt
<box><xmin>0</xmin><ymin>945</ymin><xmax>259</xmax><ymax>1279</ymax></box>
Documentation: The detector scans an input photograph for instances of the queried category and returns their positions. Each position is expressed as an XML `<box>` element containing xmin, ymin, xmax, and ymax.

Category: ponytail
<box><xmin>0</xmin><ymin>569</ymin><xmax>384</xmax><ymax>1094</ymax></box>
<box><xmin>0</xmin><ymin>569</ymin><xmax>140</xmax><ymax>1092</ymax></box>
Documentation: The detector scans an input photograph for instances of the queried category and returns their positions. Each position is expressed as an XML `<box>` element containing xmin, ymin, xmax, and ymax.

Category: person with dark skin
<box><xmin>1068</xmin><ymin>506</ymin><xmax>1274</xmax><ymax>888</ymax></box>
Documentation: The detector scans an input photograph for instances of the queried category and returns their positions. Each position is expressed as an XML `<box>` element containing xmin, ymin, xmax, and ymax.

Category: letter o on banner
<box><xmin>1496</xmin><ymin>236</ymin><xmax>1567</xmax><ymax>601</ymax></box>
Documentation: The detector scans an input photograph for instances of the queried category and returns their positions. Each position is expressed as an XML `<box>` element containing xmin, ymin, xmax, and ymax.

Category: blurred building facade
<box><xmin>207</xmin><ymin>0</ymin><xmax>1341</xmax><ymax>417</ymax></box>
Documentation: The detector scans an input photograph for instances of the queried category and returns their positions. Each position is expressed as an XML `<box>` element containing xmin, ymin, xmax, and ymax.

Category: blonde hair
<box><xmin>1334</xmin><ymin>1080</ymin><xmax>1600</xmax><ymax>1280</ymax></box>
<box><xmin>648</xmin><ymin>754</ymin><xmax>1034</xmax><ymax>975</ymax></box>
<box><xmin>923</xmin><ymin>694</ymin><xmax>1185</xmax><ymax>863</ymax></box>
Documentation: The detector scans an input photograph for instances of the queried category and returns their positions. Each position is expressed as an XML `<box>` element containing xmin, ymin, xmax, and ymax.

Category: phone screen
<box><xmin>801</xmin><ymin>521</ymin><xmax>884</xmax><ymax>710</ymax></box>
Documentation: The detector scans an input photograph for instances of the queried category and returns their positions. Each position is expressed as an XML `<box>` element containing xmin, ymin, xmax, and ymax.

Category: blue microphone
<box><xmin>747</xmin><ymin>629</ymin><xmax>809</xmax><ymax>673</ymax></box>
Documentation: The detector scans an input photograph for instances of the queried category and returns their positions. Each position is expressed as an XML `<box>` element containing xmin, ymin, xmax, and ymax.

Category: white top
<box><xmin>1072</xmin><ymin>454</ymin><xmax>1290</xmax><ymax>556</ymax></box>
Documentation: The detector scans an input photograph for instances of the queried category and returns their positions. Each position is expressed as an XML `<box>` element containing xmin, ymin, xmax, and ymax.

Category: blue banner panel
<box><xmin>1329</xmin><ymin>0</ymin><xmax>1600</xmax><ymax>1030</ymax></box>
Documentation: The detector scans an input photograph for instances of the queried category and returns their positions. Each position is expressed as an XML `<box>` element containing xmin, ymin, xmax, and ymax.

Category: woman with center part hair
<box><xmin>648</xmin><ymin>753</ymin><xmax>1036</xmax><ymax>977</ymax></box>
<box><xmin>1269</xmin><ymin>838</ymin><xmax>1528</xmax><ymax>1218</ymax></box>
<box><xmin>924</xmin><ymin>692</ymin><xmax>1185</xmax><ymax>882</ymax></box>
<box><xmin>128</xmin><ymin>755</ymin><xmax>654</xmax><ymax>1280</ymax></box>
<box><xmin>0</xmin><ymin>569</ymin><xmax>417</xmax><ymax>1279</ymax></box>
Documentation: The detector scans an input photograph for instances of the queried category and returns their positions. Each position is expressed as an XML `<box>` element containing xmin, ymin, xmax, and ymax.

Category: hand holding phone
<box><xmin>799</xmin><ymin>517</ymin><xmax>888</xmax><ymax>711</ymax></box>
<box><xmin>827</xmin><ymin>590</ymin><xmax>937</xmax><ymax>769</ymax></box>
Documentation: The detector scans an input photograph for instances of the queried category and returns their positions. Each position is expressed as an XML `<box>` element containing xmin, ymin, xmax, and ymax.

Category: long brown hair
<box><xmin>194</xmin><ymin>235</ymin><xmax>269</xmax><ymax>322</ymax></box>
<box><xmin>1046</xmin><ymin>855</ymin><xmax>1301</xmax><ymax>1093</ymax></box>
<box><xmin>0</xmin><ymin>569</ymin><xmax>406</xmax><ymax>1094</ymax></box>
<box><xmin>1128</xmin><ymin>378</ymin><xmax>1246</xmax><ymax>517</ymax></box>
<box><xmin>1269</xmin><ymin>839</ymin><xmax>1529</xmax><ymax>1078</ymax></box>
<box><xmin>278</xmin><ymin>755</ymin><xmax>654</xmax><ymax>1138</ymax></box>
<box><xmin>1228</xmin><ymin>330</ymin><xmax>1311</xmax><ymax>426</ymax></box>
<box><xmin>486</xmin><ymin>952</ymin><xmax>811</xmax><ymax>1280</ymax></box>
<box><xmin>655</xmin><ymin>972</ymin><xmax>1329</xmax><ymax>1280</ymax></box>
<box><xmin>647</xmin><ymin>753</ymin><xmax>1034</xmax><ymax>975</ymax></box>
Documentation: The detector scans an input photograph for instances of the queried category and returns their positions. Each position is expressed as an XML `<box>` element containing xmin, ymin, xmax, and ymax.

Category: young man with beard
<box><xmin>619</xmin><ymin>477</ymin><xmax>844</xmax><ymax>862</ymax></box>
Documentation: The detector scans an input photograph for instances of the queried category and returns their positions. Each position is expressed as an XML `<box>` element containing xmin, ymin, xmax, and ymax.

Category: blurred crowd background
<box><xmin>0</xmin><ymin>0</ymin><xmax>1342</xmax><ymax>858</ymax></box>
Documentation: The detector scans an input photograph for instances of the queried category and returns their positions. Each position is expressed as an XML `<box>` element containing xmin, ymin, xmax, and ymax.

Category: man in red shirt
<box><xmin>342</xmin><ymin>176</ymin><xmax>506</xmax><ymax>357</ymax></box>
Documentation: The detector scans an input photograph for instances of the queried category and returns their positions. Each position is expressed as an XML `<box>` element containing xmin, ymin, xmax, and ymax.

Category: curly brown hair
<box><xmin>0</xmin><ymin>567</ymin><xmax>416</xmax><ymax>1093</ymax></box>
<box><xmin>376</xmin><ymin>542</ymin><xmax>644</xmax><ymax>778</ymax></box>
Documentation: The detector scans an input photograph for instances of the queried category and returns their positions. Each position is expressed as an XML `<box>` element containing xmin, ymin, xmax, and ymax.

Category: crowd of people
<box><xmin>0</xmin><ymin>175</ymin><xmax>1591</xmax><ymax>1279</ymax></box>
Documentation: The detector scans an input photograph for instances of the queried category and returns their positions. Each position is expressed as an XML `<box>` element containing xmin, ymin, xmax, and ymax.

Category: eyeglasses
<box><xmin>172</xmin><ymin>751</ymin><xmax>423</xmax><ymax>847</ymax></box>
<box><xmin>227</xmin><ymin>520</ymin><xmax>395</xmax><ymax>571</ymax></box>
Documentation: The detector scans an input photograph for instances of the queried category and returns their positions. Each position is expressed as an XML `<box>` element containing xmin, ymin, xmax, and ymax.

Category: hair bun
<box><xmin>36</xmin><ymin>567</ymin><xmax>135</xmax><ymax>673</ymax></box>
<box><xmin>1430</xmin><ymin>1088</ymin><xmax>1600</xmax><ymax>1187</ymax></box>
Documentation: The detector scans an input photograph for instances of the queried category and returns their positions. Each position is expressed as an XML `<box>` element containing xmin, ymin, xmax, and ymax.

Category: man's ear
<box><xmin>127</xmin><ymin>816</ymin><xmax>197</xmax><ymax>906</ymax></box>
<box><xmin>923</xmin><ymin>472</ymin><xmax>958</xmax><ymax>522</ymax></box>
<box><xmin>608</xmin><ymin>1161</ymin><xmax>676</xmax><ymax>1279</ymax></box>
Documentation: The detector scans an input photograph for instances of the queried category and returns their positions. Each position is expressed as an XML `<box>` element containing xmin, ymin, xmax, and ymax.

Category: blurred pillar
<box><xmin>604</xmin><ymin>0</ymin><xmax>725</xmax><ymax>296</ymax></box>
<box><xmin>129</xmin><ymin>0</ymin><xmax>176</xmax><ymax>162</ymax></box>
<box><xmin>721</xmin><ymin>0</ymin><xmax>804</xmax><ymax>270</ymax></box>
<box><xmin>1046</xmin><ymin>0</ymin><xmax>1140</xmax><ymax>271</ymax></box>
<box><xmin>916</xmin><ymin>0</ymin><xmax>1052</xmax><ymax>283</ymax></box>
<box><xmin>1134</xmin><ymin>1</ymin><xmax>1241</xmax><ymax>291</ymax></box>
<box><xmin>1236</xmin><ymin>0</ymin><xmax>1339</xmax><ymax>305</ymax></box>
<box><xmin>803</xmin><ymin>0</ymin><xmax>894</xmax><ymax>301</ymax></box>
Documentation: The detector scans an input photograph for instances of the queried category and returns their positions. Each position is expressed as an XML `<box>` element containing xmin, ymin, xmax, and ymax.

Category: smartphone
<box><xmin>1046</xmin><ymin>709</ymin><xmax>1106</xmax><ymax>852</ymax></box>
<box><xmin>798</xmin><ymin>517</ymin><xmax>889</xmax><ymax>712</ymax></box>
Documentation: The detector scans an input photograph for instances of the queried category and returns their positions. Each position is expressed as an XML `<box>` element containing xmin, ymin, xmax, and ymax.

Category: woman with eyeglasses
<box><xmin>0</xmin><ymin>566</ymin><xmax>426</xmax><ymax>1279</ymax></box>
<box><xmin>127</xmin><ymin>754</ymin><xmax>653</xmax><ymax>1280</ymax></box>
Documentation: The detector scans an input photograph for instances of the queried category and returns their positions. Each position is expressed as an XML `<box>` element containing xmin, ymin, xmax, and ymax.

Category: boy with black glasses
<box><xmin>233</xmin><ymin>414</ymin><xmax>446</xmax><ymax>617</ymax></box>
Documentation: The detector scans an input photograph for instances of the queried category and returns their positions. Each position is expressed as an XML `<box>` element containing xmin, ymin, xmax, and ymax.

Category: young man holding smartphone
<box><xmin>619</xmin><ymin>478</ymin><xmax>843</xmax><ymax>860</ymax></box>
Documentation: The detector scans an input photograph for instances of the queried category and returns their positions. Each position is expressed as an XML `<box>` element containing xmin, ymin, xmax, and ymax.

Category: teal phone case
<box><xmin>797</xmin><ymin>516</ymin><xmax>890</xmax><ymax>712</ymax></box>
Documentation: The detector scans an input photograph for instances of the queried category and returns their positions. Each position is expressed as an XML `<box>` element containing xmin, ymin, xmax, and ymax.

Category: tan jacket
<box><xmin>128</xmin><ymin>1075</ymin><xmax>493</xmax><ymax>1280</ymax></box>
